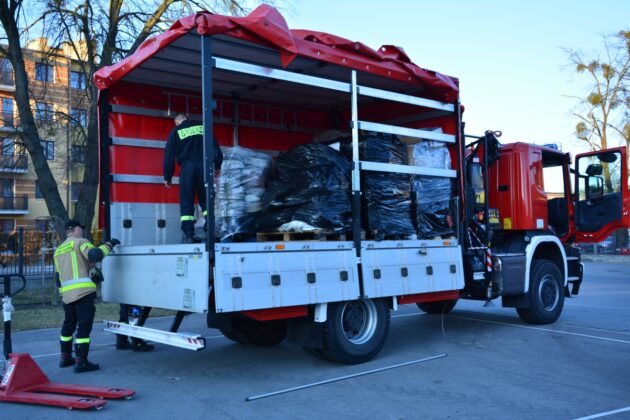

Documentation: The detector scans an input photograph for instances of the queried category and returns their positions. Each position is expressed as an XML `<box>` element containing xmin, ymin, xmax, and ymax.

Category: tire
<box><xmin>517</xmin><ymin>260</ymin><xmax>564</xmax><ymax>324</ymax></box>
<box><xmin>416</xmin><ymin>299</ymin><xmax>458</xmax><ymax>314</ymax></box>
<box><xmin>221</xmin><ymin>318</ymin><xmax>287</xmax><ymax>347</ymax></box>
<box><xmin>320</xmin><ymin>299</ymin><xmax>390</xmax><ymax>365</ymax></box>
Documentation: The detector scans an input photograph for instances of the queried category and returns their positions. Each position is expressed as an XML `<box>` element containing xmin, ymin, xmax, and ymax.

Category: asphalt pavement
<box><xmin>1</xmin><ymin>261</ymin><xmax>629</xmax><ymax>419</ymax></box>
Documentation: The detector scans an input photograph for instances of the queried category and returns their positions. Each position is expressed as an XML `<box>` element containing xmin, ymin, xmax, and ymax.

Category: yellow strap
<box><xmin>75</xmin><ymin>337</ymin><xmax>90</xmax><ymax>344</ymax></box>
<box><xmin>181</xmin><ymin>215</ymin><xmax>195</xmax><ymax>221</ymax></box>
<box><xmin>70</xmin><ymin>250</ymin><xmax>79</xmax><ymax>279</ymax></box>
<box><xmin>54</xmin><ymin>241</ymin><xmax>74</xmax><ymax>257</ymax></box>
<box><xmin>80</xmin><ymin>242</ymin><xmax>95</xmax><ymax>252</ymax></box>
<box><xmin>98</xmin><ymin>244</ymin><xmax>110</xmax><ymax>256</ymax></box>
<box><xmin>60</xmin><ymin>335</ymin><xmax>73</xmax><ymax>342</ymax></box>
<box><xmin>60</xmin><ymin>282</ymin><xmax>96</xmax><ymax>294</ymax></box>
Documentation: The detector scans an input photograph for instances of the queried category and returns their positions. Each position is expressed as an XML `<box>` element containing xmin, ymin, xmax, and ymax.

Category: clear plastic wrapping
<box><xmin>215</xmin><ymin>147</ymin><xmax>272</xmax><ymax>240</ymax></box>
<box><xmin>257</xmin><ymin>143</ymin><xmax>352</xmax><ymax>232</ymax></box>
<box><xmin>410</xmin><ymin>141</ymin><xmax>454</xmax><ymax>238</ymax></box>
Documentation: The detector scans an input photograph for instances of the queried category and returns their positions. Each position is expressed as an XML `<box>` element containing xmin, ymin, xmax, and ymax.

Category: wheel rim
<box><xmin>538</xmin><ymin>274</ymin><xmax>560</xmax><ymax>311</ymax></box>
<box><xmin>340</xmin><ymin>300</ymin><xmax>377</xmax><ymax>345</ymax></box>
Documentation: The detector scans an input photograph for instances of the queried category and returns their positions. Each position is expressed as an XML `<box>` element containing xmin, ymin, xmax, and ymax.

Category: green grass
<box><xmin>2</xmin><ymin>301</ymin><xmax>177</xmax><ymax>332</ymax></box>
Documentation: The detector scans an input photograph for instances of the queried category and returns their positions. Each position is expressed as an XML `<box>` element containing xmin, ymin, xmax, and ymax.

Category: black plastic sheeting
<box><xmin>410</xmin><ymin>142</ymin><xmax>454</xmax><ymax>238</ymax></box>
<box><xmin>257</xmin><ymin>143</ymin><xmax>352</xmax><ymax>232</ymax></box>
<box><xmin>342</xmin><ymin>132</ymin><xmax>415</xmax><ymax>237</ymax></box>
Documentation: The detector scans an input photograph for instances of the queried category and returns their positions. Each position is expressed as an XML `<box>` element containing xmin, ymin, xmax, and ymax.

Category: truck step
<box><xmin>103</xmin><ymin>321</ymin><xmax>206</xmax><ymax>351</ymax></box>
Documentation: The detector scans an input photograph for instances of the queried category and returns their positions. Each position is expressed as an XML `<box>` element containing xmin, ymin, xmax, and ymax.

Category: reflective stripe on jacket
<box><xmin>54</xmin><ymin>235</ymin><xmax>110</xmax><ymax>304</ymax></box>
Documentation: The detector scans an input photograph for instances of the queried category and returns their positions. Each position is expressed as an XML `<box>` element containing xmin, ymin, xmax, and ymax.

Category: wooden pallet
<box><xmin>256</xmin><ymin>230</ymin><xmax>349</xmax><ymax>242</ymax></box>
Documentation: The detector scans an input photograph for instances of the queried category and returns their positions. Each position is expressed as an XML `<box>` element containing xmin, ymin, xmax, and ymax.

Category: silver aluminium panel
<box><xmin>110</xmin><ymin>203</ymin><xmax>183</xmax><ymax>246</ymax></box>
<box><xmin>361</xmin><ymin>240</ymin><xmax>464</xmax><ymax>299</ymax></box>
<box><xmin>102</xmin><ymin>244</ymin><xmax>209</xmax><ymax>313</ymax></box>
<box><xmin>214</xmin><ymin>242</ymin><xmax>360</xmax><ymax>313</ymax></box>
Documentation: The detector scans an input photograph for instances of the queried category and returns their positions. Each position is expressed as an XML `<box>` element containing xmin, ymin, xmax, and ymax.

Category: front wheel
<box><xmin>517</xmin><ymin>260</ymin><xmax>564</xmax><ymax>324</ymax></box>
<box><xmin>320</xmin><ymin>299</ymin><xmax>390</xmax><ymax>364</ymax></box>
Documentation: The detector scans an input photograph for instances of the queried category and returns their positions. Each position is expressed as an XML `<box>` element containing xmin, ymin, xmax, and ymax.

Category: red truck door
<box><xmin>574</xmin><ymin>147</ymin><xmax>629</xmax><ymax>243</ymax></box>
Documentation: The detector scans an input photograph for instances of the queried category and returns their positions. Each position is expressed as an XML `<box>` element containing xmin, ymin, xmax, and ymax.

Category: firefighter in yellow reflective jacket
<box><xmin>54</xmin><ymin>219</ymin><xmax>120</xmax><ymax>373</ymax></box>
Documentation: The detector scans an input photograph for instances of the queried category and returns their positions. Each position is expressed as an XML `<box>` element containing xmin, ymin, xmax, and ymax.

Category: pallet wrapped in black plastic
<box><xmin>257</xmin><ymin>143</ymin><xmax>352</xmax><ymax>233</ymax></box>
<box><xmin>215</xmin><ymin>147</ymin><xmax>273</xmax><ymax>241</ymax></box>
<box><xmin>410</xmin><ymin>141</ymin><xmax>454</xmax><ymax>239</ymax></box>
<box><xmin>341</xmin><ymin>132</ymin><xmax>415</xmax><ymax>239</ymax></box>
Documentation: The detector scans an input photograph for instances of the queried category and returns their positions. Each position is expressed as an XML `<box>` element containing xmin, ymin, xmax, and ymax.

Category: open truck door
<box><xmin>574</xmin><ymin>146</ymin><xmax>629</xmax><ymax>243</ymax></box>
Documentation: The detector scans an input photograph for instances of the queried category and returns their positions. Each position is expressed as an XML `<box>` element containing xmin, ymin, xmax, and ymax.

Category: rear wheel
<box><xmin>220</xmin><ymin>317</ymin><xmax>287</xmax><ymax>347</ymax></box>
<box><xmin>517</xmin><ymin>260</ymin><xmax>564</xmax><ymax>324</ymax></box>
<box><xmin>320</xmin><ymin>299</ymin><xmax>390</xmax><ymax>364</ymax></box>
<box><xmin>416</xmin><ymin>299</ymin><xmax>458</xmax><ymax>314</ymax></box>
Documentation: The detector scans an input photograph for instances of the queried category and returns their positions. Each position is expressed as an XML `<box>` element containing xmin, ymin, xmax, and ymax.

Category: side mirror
<box><xmin>586</xmin><ymin>176</ymin><xmax>603</xmax><ymax>199</ymax></box>
<box><xmin>585</xmin><ymin>163</ymin><xmax>603</xmax><ymax>176</ymax></box>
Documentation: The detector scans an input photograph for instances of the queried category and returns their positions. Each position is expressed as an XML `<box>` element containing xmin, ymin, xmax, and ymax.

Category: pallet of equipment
<box><xmin>256</xmin><ymin>230</ymin><xmax>348</xmax><ymax>242</ymax></box>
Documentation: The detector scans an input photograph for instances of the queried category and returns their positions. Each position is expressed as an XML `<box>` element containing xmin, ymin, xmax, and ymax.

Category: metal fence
<box><xmin>0</xmin><ymin>227</ymin><xmax>60</xmax><ymax>306</ymax></box>
<box><xmin>577</xmin><ymin>228</ymin><xmax>630</xmax><ymax>255</ymax></box>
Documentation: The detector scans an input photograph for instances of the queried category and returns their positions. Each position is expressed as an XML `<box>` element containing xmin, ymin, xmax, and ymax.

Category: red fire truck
<box><xmin>94</xmin><ymin>5</ymin><xmax>629</xmax><ymax>364</ymax></box>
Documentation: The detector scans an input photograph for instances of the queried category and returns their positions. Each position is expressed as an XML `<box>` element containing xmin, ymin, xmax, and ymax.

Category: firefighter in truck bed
<box><xmin>163</xmin><ymin>113</ymin><xmax>223</xmax><ymax>243</ymax></box>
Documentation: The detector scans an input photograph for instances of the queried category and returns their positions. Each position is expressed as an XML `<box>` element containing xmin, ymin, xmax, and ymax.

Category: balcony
<box><xmin>0</xmin><ymin>194</ymin><xmax>28</xmax><ymax>214</ymax></box>
<box><xmin>0</xmin><ymin>153</ymin><xmax>28</xmax><ymax>173</ymax></box>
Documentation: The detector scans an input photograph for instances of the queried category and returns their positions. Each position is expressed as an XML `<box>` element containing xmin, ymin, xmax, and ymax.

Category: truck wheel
<box><xmin>221</xmin><ymin>318</ymin><xmax>287</xmax><ymax>347</ymax></box>
<box><xmin>517</xmin><ymin>260</ymin><xmax>564</xmax><ymax>324</ymax></box>
<box><xmin>416</xmin><ymin>299</ymin><xmax>458</xmax><ymax>314</ymax></box>
<box><xmin>320</xmin><ymin>299</ymin><xmax>390</xmax><ymax>364</ymax></box>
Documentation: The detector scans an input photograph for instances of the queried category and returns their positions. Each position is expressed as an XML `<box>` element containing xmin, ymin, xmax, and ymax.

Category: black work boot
<box><xmin>181</xmin><ymin>235</ymin><xmax>195</xmax><ymax>244</ymax></box>
<box><xmin>131</xmin><ymin>338</ymin><xmax>154</xmax><ymax>352</ymax></box>
<box><xmin>59</xmin><ymin>340</ymin><xmax>75</xmax><ymax>368</ymax></box>
<box><xmin>116</xmin><ymin>334</ymin><xmax>132</xmax><ymax>350</ymax></box>
<box><xmin>74</xmin><ymin>343</ymin><xmax>100</xmax><ymax>373</ymax></box>
<box><xmin>181</xmin><ymin>220</ymin><xmax>195</xmax><ymax>244</ymax></box>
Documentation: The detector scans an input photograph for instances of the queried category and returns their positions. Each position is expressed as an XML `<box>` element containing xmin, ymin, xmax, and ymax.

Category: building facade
<box><xmin>0</xmin><ymin>38</ymin><xmax>90</xmax><ymax>231</ymax></box>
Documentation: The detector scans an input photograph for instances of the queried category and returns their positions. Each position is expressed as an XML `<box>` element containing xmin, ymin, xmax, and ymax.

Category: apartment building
<box><xmin>0</xmin><ymin>37</ymin><xmax>90</xmax><ymax>231</ymax></box>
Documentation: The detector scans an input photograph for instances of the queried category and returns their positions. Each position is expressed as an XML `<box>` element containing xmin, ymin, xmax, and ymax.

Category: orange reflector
<box><xmin>275</xmin><ymin>244</ymin><xmax>285</xmax><ymax>250</ymax></box>
<box><xmin>443</xmin><ymin>241</ymin><xmax>450</xmax><ymax>246</ymax></box>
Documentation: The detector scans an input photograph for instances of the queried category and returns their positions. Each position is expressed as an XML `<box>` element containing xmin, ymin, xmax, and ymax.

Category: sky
<box><xmin>282</xmin><ymin>0</ymin><xmax>629</xmax><ymax>154</ymax></box>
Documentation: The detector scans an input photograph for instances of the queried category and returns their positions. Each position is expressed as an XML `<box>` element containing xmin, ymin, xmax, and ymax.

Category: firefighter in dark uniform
<box><xmin>55</xmin><ymin>219</ymin><xmax>119</xmax><ymax>373</ymax></box>
<box><xmin>163</xmin><ymin>113</ymin><xmax>223</xmax><ymax>243</ymax></box>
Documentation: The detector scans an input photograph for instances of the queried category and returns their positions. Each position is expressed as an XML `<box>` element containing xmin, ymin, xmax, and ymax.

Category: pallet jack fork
<box><xmin>0</xmin><ymin>353</ymin><xmax>135</xmax><ymax>410</ymax></box>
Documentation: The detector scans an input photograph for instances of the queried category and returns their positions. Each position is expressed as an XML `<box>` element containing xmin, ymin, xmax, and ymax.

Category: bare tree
<box><xmin>0</xmin><ymin>0</ymin><xmax>267</xmax><ymax>236</ymax></box>
<box><xmin>566</xmin><ymin>30</ymin><xmax>629</xmax><ymax>169</ymax></box>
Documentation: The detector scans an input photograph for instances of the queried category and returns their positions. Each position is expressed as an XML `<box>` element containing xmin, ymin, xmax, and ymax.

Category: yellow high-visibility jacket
<box><xmin>54</xmin><ymin>234</ymin><xmax>112</xmax><ymax>304</ymax></box>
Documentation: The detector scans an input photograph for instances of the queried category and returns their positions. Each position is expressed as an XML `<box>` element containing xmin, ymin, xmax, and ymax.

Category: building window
<box><xmin>71</xmin><ymin>145</ymin><xmax>85</xmax><ymax>164</ymax></box>
<box><xmin>0</xmin><ymin>219</ymin><xmax>14</xmax><ymax>233</ymax></box>
<box><xmin>70</xmin><ymin>108</ymin><xmax>87</xmax><ymax>127</ymax></box>
<box><xmin>71</xmin><ymin>182</ymin><xmax>82</xmax><ymax>202</ymax></box>
<box><xmin>35</xmin><ymin>62</ymin><xmax>54</xmax><ymax>82</ymax></box>
<box><xmin>40</xmin><ymin>140</ymin><xmax>54</xmax><ymax>160</ymax></box>
<box><xmin>35</xmin><ymin>181</ymin><xmax>44</xmax><ymax>199</ymax></box>
<box><xmin>0</xmin><ymin>60</ymin><xmax>13</xmax><ymax>85</ymax></box>
<box><xmin>35</xmin><ymin>102</ymin><xmax>54</xmax><ymax>122</ymax></box>
<box><xmin>70</xmin><ymin>71</ymin><xmax>86</xmax><ymax>89</ymax></box>
<box><xmin>2</xmin><ymin>98</ymin><xmax>13</xmax><ymax>127</ymax></box>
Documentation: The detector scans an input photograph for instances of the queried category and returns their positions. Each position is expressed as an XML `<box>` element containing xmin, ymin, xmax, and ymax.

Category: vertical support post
<box><xmin>456</xmin><ymin>100</ymin><xmax>466</xmax><ymax>245</ymax></box>
<box><xmin>3</xmin><ymin>276</ymin><xmax>12</xmax><ymax>359</ymax></box>
<box><xmin>201</xmin><ymin>35</ymin><xmax>216</xmax><ymax>273</ymax></box>
<box><xmin>98</xmin><ymin>90</ymin><xmax>112</xmax><ymax>241</ymax></box>
<box><xmin>350</xmin><ymin>71</ymin><xmax>362</xmax><ymax>253</ymax></box>
<box><xmin>17</xmin><ymin>227</ymin><xmax>23</xmax><ymax>277</ymax></box>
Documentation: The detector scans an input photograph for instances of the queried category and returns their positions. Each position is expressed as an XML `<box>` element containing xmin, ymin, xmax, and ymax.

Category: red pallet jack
<box><xmin>1</xmin><ymin>273</ymin><xmax>135</xmax><ymax>410</ymax></box>
<box><xmin>0</xmin><ymin>353</ymin><xmax>134</xmax><ymax>410</ymax></box>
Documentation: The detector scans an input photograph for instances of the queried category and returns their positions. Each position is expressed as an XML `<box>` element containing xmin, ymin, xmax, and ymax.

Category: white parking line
<box><xmin>574</xmin><ymin>406</ymin><xmax>630</xmax><ymax>419</ymax></box>
<box><xmin>449</xmin><ymin>315</ymin><xmax>630</xmax><ymax>345</ymax></box>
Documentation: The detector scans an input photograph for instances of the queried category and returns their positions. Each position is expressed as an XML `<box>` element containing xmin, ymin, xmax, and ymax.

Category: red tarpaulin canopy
<box><xmin>94</xmin><ymin>4</ymin><xmax>458</xmax><ymax>103</ymax></box>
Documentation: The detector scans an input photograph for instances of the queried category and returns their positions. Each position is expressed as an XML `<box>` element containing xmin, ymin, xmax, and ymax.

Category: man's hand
<box><xmin>164</xmin><ymin>179</ymin><xmax>172</xmax><ymax>188</ymax></box>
